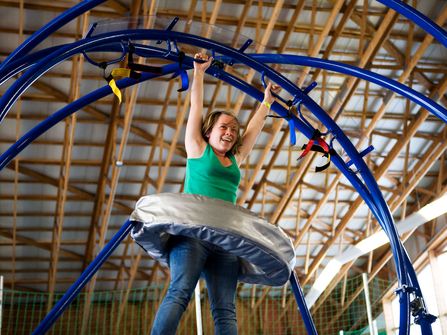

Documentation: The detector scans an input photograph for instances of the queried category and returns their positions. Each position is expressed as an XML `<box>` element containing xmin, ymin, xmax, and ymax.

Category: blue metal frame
<box><xmin>0</xmin><ymin>30</ymin><xmax>416</xmax><ymax>335</ymax></box>
<box><xmin>289</xmin><ymin>271</ymin><xmax>318</xmax><ymax>335</ymax></box>
<box><xmin>32</xmin><ymin>219</ymin><xmax>136</xmax><ymax>335</ymax></box>
<box><xmin>0</xmin><ymin>3</ymin><xmax>442</xmax><ymax>333</ymax></box>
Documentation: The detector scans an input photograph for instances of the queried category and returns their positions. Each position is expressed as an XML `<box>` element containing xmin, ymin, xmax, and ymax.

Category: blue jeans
<box><xmin>151</xmin><ymin>236</ymin><xmax>239</xmax><ymax>335</ymax></box>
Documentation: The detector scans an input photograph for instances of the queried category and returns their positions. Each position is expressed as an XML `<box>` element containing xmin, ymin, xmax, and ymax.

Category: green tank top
<box><xmin>184</xmin><ymin>144</ymin><xmax>241</xmax><ymax>203</ymax></box>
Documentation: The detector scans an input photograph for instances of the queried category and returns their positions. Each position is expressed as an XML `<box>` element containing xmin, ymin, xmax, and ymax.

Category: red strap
<box><xmin>298</xmin><ymin>139</ymin><xmax>315</xmax><ymax>159</ymax></box>
<box><xmin>316</xmin><ymin>137</ymin><xmax>329</xmax><ymax>153</ymax></box>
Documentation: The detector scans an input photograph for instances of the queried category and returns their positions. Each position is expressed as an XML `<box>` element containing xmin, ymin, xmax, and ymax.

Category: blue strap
<box><xmin>266</xmin><ymin>110</ymin><xmax>297</xmax><ymax>145</ymax></box>
<box><xmin>176</xmin><ymin>69</ymin><xmax>189</xmax><ymax>92</ymax></box>
<box><xmin>171</xmin><ymin>51</ymin><xmax>189</xmax><ymax>92</ymax></box>
<box><xmin>288</xmin><ymin>118</ymin><xmax>296</xmax><ymax>145</ymax></box>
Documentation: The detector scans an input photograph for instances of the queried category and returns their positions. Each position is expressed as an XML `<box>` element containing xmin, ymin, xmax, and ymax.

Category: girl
<box><xmin>150</xmin><ymin>53</ymin><xmax>279</xmax><ymax>335</ymax></box>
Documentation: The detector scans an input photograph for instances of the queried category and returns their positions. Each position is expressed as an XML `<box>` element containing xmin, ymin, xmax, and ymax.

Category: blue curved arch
<box><xmin>0</xmin><ymin>0</ymin><xmax>106</xmax><ymax>69</ymax></box>
<box><xmin>378</xmin><ymin>0</ymin><xmax>447</xmax><ymax>49</ymax></box>
<box><xmin>0</xmin><ymin>28</ymin><xmax>406</xmax><ymax>273</ymax></box>
<box><xmin>237</xmin><ymin>54</ymin><xmax>447</xmax><ymax>124</ymax></box>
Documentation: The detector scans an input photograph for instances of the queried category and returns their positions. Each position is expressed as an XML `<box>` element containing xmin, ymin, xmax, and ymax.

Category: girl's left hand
<box><xmin>263</xmin><ymin>82</ymin><xmax>281</xmax><ymax>105</ymax></box>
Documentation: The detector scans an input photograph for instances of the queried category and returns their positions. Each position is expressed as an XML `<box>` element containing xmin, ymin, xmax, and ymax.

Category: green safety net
<box><xmin>1</xmin><ymin>275</ymin><xmax>392</xmax><ymax>334</ymax></box>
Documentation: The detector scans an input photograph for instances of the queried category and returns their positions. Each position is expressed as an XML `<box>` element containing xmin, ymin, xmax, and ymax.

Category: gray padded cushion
<box><xmin>130</xmin><ymin>193</ymin><xmax>295</xmax><ymax>286</ymax></box>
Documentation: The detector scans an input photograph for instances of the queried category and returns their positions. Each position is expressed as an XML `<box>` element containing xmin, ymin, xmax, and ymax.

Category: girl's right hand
<box><xmin>193</xmin><ymin>53</ymin><xmax>213</xmax><ymax>74</ymax></box>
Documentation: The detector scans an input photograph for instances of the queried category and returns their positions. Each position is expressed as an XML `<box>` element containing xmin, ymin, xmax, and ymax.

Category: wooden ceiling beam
<box><xmin>154</xmin><ymin>8</ymin><xmax>436</xmax><ymax>44</ymax></box>
<box><xmin>113</xmin><ymin>82</ymin><xmax>177</xmax><ymax>291</ymax></box>
<box><xmin>112</xmin><ymin>0</ymin><xmax>177</xmax><ymax>291</ymax></box>
<box><xmin>233</xmin><ymin>2</ymin><xmax>309</xmax><ymax>212</ymax></box>
<box><xmin>298</xmin><ymin>0</ymin><xmax>345</xmax><ymax>86</ymax></box>
<box><xmin>47</xmin><ymin>12</ymin><xmax>90</xmax><ymax>308</ymax></box>
<box><xmin>5</xmin><ymin>163</ymin><xmax>131</xmax><ymax>211</ymax></box>
<box><xmin>238</xmin><ymin>0</ymin><xmax>309</xmax><ymax>207</ymax></box>
<box><xmin>9</xmin><ymin>0</ymin><xmax>26</xmax><ymax>290</ymax></box>
<box><xmin>79</xmin><ymin>1</ymin><xmax>145</xmax><ymax>330</ymax></box>
<box><xmin>206</xmin><ymin>0</ymin><xmax>254</xmax><ymax>113</ymax></box>
<box><xmin>349</xmin><ymin>8</ymin><xmax>447</xmax><ymax>107</ymax></box>
<box><xmin>30</xmin><ymin>81</ymin><xmax>185</xmax><ymax>154</ymax></box>
<box><xmin>0</xmin><ymin>229</ymin><xmax>145</xmax><ymax>284</ymax></box>
<box><xmin>310</xmin><ymin>0</ymin><xmax>357</xmax><ymax>82</ymax></box>
<box><xmin>82</xmin><ymin>87</ymin><xmax>123</xmax><ymax>271</ymax></box>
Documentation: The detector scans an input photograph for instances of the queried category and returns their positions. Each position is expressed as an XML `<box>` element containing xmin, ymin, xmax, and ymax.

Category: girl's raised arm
<box><xmin>185</xmin><ymin>53</ymin><xmax>213</xmax><ymax>158</ymax></box>
<box><xmin>236</xmin><ymin>82</ymin><xmax>280</xmax><ymax>165</ymax></box>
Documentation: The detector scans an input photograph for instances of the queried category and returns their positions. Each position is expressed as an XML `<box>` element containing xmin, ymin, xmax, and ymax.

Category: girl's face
<box><xmin>206</xmin><ymin>114</ymin><xmax>239</xmax><ymax>156</ymax></box>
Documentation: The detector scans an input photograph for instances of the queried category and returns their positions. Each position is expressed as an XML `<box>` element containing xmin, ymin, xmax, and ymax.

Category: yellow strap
<box><xmin>111</xmin><ymin>68</ymin><xmax>131</xmax><ymax>78</ymax></box>
<box><xmin>108</xmin><ymin>78</ymin><xmax>122</xmax><ymax>103</ymax></box>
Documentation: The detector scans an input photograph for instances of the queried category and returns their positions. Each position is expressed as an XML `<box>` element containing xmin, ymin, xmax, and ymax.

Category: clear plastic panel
<box><xmin>87</xmin><ymin>15</ymin><xmax>263</xmax><ymax>56</ymax></box>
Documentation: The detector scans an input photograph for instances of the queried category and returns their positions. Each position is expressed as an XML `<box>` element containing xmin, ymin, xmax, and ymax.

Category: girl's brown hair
<box><xmin>201</xmin><ymin>110</ymin><xmax>242</xmax><ymax>156</ymax></box>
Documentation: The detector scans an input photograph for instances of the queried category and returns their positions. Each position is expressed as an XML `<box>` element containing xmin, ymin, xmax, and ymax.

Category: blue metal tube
<box><xmin>398</xmin><ymin>289</ymin><xmax>411</xmax><ymax>335</ymax></box>
<box><xmin>377</xmin><ymin>12</ymin><xmax>447</xmax><ymax>295</ymax></box>
<box><xmin>0</xmin><ymin>44</ymin><xmax>126</xmax><ymax>85</ymax></box>
<box><xmin>0</xmin><ymin>45</ymin><xmax>61</xmax><ymax>85</ymax></box>
<box><xmin>289</xmin><ymin>271</ymin><xmax>318</xmax><ymax>335</ymax></box>
<box><xmin>403</xmin><ymin>249</ymin><xmax>436</xmax><ymax>335</ymax></box>
<box><xmin>377</xmin><ymin>0</ymin><xmax>447</xmax><ymax>49</ymax></box>
<box><xmin>0</xmin><ymin>63</ymin><xmax>180</xmax><ymax>171</ymax></box>
<box><xmin>0</xmin><ymin>0</ymin><xmax>106</xmax><ymax>70</ymax></box>
<box><xmin>240</xmin><ymin>54</ymin><xmax>447</xmax><ymax>124</ymax></box>
<box><xmin>32</xmin><ymin>219</ymin><xmax>136</xmax><ymax>334</ymax></box>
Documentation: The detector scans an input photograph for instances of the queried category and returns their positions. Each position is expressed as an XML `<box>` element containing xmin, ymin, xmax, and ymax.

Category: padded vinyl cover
<box><xmin>130</xmin><ymin>193</ymin><xmax>296</xmax><ymax>286</ymax></box>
